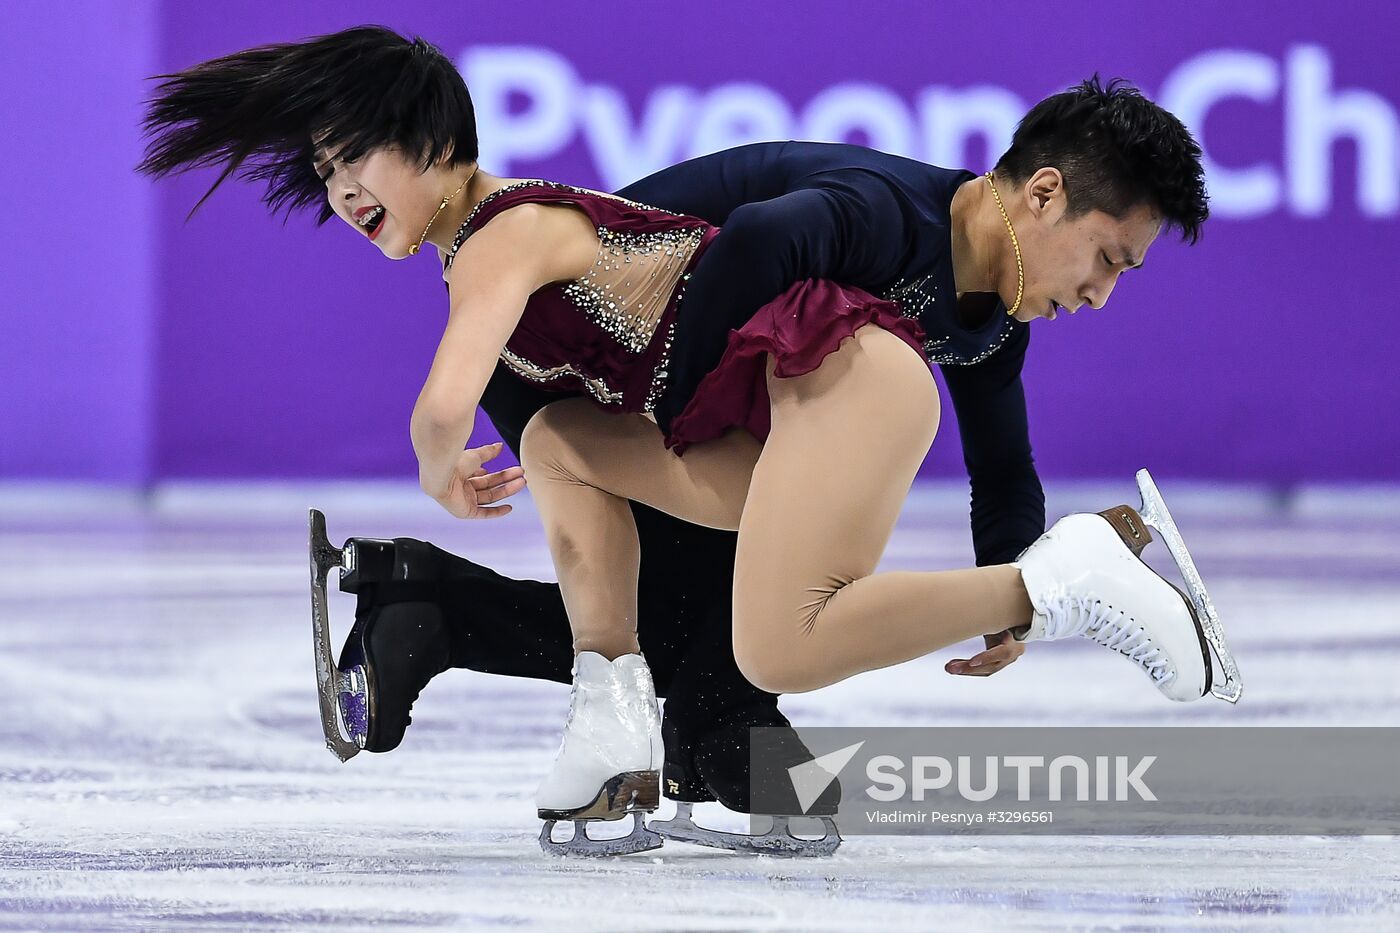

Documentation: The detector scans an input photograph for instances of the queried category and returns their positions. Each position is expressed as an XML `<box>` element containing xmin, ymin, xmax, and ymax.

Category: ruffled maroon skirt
<box><xmin>664</xmin><ymin>279</ymin><xmax>928</xmax><ymax>455</ymax></box>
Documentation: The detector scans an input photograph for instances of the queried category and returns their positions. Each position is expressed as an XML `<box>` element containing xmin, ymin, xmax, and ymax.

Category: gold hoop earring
<box><xmin>408</xmin><ymin>166</ymin><xmax>479</xmax><ymax>256</ymax></box>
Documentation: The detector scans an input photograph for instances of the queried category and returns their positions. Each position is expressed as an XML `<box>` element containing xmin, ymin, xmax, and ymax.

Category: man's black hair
<box><xmin>995</xmin><ymin>75</ymin><xmax>1209</xmax><ymax>244</ymax></box>
<box><xmin>137</xmin><ymin>25</ymin><xmax>477</xmax><ymax>224</ymax></box>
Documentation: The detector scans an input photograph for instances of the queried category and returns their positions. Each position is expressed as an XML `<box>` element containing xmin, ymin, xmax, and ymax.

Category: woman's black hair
<box><xmin>994</xmin><ymin>76</ymin><xmax>1209</xmax><ymax>244</ymax></box>
<box><xmin>137</xmin><ymin>25</ymin><xmax>477</xmax><ymax>224</ymax></box>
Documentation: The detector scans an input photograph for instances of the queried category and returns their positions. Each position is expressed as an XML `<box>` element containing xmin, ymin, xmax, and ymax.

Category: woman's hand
<box><xmin>427</xmin><ymin>442</ymin><xmax>527</xmax><ymax>519</ymax></box>
<box><xmin>944</xmin><ymin>629</ymin><xmax>1026</xmax><ymax>677</ymax></box>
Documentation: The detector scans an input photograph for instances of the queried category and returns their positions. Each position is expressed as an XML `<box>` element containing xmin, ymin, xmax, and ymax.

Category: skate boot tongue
<box><xmin>572</xmin><ymin>652</ymin><xmax>660</xmax><ymax>702</ymax></box>
<box><xmin>610</xmin><ymin>653</ymin><xmax>652</xmax><ymax>678</ymax></box>
<box><xmin>573</xmin><ymin>651</ymin><xmax>617</xmax><ymax>680</ymax></box>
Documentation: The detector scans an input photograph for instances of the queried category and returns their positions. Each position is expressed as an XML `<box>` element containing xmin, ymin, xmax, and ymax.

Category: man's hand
<box><xmin>944</xmin><ymin>629</ymin><xmax>1025</xmax><ymax>677</ymax></box>
<box><xmin>429</xmin><ymin>442</ymin><xmax>527</xmax><ymax>519</ymax></box>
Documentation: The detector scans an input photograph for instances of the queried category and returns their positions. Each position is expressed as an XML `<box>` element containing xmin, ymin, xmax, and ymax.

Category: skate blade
<box><xmin>538</xmin><ymin>812</ymin><xmax>663</xmax><ymax>858</ymax></box>
<box><xmin>309</xmin><ymin>508</ymin><xmax>365</xmax><ymax>760</ymax></box>
<box><xmin>651</xmin><ymin>802</ymin><xmax>841</xmax><ymax>858</ymax></box>
<box><xmin>1134</xmin><ymin>470</ymin><xmax>1243</xmax><ymax>703</ymax></box>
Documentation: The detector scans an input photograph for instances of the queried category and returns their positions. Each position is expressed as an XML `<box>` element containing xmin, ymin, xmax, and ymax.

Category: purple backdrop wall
<box><xmin>8</xmin><ymin>1</ymin><xmax>1399</xmax><ymax>484</ymax></box>
<box><xmin>3</xmin><ymin>2</ymin><xmax>157</xmax><ymax>483</ymax></box>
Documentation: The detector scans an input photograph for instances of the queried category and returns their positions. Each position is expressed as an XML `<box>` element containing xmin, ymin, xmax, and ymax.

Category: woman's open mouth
<box><xmin>356</xmin><ymin>205</ymin><xmax>387</xmax><ymax>241</ymax></box>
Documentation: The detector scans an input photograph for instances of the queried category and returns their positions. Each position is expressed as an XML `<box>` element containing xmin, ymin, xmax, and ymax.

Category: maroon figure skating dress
<box><xmin>445</xmin><ymin>181</ymin><xmax>928</xmax><ymax>453</ymax></box>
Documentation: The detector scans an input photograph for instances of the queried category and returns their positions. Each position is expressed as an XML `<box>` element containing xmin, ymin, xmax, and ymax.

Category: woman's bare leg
<box><xmin>730</xmin><ymin>326</ymin><xmax>1031</xmax><ymax>692</ymax></box>
<box><xmin>520</xmin><ymin>404</ymin><xmax>760</xmax><ymax>658</ymax></box>
<box><xmin>520</xmin><ymin>325</ymin><xmax>1032</xmax><ymax>682</ymax></box>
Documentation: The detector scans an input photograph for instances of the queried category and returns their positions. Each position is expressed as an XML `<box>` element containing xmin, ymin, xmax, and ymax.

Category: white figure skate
<box><xmin>1012</xmin><ymin>469</ymin><xmax>1242</xmax><ymax>703</ymax></box>
<box><xmin>537</xmin><ymin>652</ymin><xmax>665</xmax><ymax>857</ymax></box>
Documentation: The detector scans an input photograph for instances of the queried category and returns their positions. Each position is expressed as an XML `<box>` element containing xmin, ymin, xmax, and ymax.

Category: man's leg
<box><xmin>358</xmin><ymin>503</ymin><xmax>729</xmax><ymax>697</ymax></box>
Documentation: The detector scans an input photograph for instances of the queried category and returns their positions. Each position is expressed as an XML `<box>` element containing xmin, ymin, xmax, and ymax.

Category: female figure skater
<box><xmin>139</xmin><ymin>26</ymin><xmax>1241</xmax><ymax>852</ymax></box>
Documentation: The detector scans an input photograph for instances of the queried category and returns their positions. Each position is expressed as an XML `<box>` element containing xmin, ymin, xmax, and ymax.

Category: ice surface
<box><xmin>2</xmin><ymin>482</ymin><xmax>1397</xmax><ymax>930</ymax></box>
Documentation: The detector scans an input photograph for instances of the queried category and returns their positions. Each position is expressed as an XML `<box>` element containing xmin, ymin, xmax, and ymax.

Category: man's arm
<box><xmin>939</xmin><ymin>325</ymin><xmax>1046</xmax><ymax>567</ymax></box>
<box><xmin>622</xmin><ymin>153</ymin><xmax>917</xmax><ymax>432</ymax></box>
<box><xmin>616</xmin><ymin>142</ymin><xmax>793</xmax><ymax>225</ymax></box>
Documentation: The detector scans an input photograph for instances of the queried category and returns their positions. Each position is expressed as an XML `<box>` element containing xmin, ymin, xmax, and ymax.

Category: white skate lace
<box><xmin>1045</xmin><ymin>595</ymin><xmax>1175</xmax><ymax>685</ymax></box>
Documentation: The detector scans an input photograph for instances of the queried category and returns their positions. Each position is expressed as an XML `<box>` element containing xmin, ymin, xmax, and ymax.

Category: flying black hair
<box><xmin>994</xmin><ymin>75</ymin><xmax>1209</xmax><ymax>244</ymax></box>
<box><xmin>136</xmin><ymin>25</ymin><xmax>477</xmax><ymax>224</ymax></box>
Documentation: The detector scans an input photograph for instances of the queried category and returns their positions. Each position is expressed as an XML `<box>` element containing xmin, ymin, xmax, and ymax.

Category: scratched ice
<box><xmin>2</xmin><ymin>482</ymin><xmax>1397</xmax><ymax>931</ymax></box>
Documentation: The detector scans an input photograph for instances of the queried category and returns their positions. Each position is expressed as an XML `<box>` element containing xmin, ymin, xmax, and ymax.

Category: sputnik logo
<box><xmin>787</xmin><ymin>741</ymin><xmax>864</xmax><ymax>813</ymax></box>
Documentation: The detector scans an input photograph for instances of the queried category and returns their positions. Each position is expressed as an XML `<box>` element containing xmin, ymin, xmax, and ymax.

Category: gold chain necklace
<box><xmin>983</xmin><ymin>171</ymin><xmax>1023</xmax><ymax>318</ymax></box>
<box><xmin>407</xmin><ymin>165</ymin><xmax>479</xmax><ymax>256</ymax></box>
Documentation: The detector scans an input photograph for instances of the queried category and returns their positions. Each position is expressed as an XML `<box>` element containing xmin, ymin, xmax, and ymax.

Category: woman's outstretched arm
<box><xmin>412</xmin><ymin>203</ymin><xmax>596</xmax><ymax>516</ymax></box>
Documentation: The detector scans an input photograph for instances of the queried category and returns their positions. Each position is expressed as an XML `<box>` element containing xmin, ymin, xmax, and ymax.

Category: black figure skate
<box><xmin>650</xmin><ymin>713</ymin><xmax>841</xmax><ymax>857</ymax></box>
<box><xmin>307</xmin><ymin>509</ymin><xmax>450</xmax><ymax>761</ymax></box>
